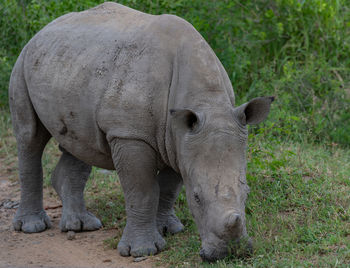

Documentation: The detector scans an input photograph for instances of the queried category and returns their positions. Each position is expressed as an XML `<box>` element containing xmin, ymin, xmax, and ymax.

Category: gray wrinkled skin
<box><xmin>9</xmin><ymin>2</ymin><xmax>274</xmax><ymax>261</ymax></box>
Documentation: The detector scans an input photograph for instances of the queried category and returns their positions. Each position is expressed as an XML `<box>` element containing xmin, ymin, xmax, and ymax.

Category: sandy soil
<box><xmin>0</xmin><ymin>163</ymin><xmax>158</xmax><ymax>268</ymax></box>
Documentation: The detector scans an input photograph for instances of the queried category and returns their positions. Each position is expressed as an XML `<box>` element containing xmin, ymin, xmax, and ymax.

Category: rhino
<box><xmin>9</xmin><ymin>2</ymin><xmax>274</xmax><ymax>261</ymax></box>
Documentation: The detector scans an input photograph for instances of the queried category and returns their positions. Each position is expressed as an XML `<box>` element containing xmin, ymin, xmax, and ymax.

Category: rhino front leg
<box><xmin>156</xmin><ymin>167</ymin><xmax>184</xmax><ymax>235</ymax></box>
<box><xmin>51</xmin><ymin>146</ymin><xmax>102</xmax><ymax>232</ymax></box>
<box><xmin>111</xmin><ymin>139</ymin><xmax>166</xmax><ymax>257</ymax></box>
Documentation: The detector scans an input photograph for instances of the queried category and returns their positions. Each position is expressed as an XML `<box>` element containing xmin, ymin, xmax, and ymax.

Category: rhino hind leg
<box><xmin>51</xmin><ymin>146</ymin><xmax>102</xmax><ymax>232</ymax></box>
<box><xmin>10</xmin><ymin>57</ymin><xmax>52</xmax><ymax>233</ymax></box>
<box><xmin>111</xmin><ymin>139</ymin><xmax>166</xmax><ymax>257</ymax></box>
<box><xmin>12</xmin><ymin>130</ymin><xmax>52</xmax><ymax>233</ymax></box>
<box><xmin>156</xmin><ymin>168</ymin><xmax>184</xmax><ymax>235</ymax></box>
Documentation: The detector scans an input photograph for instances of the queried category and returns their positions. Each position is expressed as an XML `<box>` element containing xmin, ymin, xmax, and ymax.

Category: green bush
<box><xmin>1</xmin><ymin>0</ymin><xmax>349</xmax><ymax>145</ymax></box>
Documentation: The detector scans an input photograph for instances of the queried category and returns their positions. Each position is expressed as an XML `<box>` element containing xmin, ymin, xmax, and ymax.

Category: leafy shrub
<box><xmin>0</xmin><ymin>0</ymin><xmax>349</xmax><ymax>145</ymax></box>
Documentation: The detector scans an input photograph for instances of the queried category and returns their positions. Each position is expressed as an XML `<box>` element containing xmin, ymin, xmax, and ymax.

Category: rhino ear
<box><xmin>234</xmin><ymin>96</ymin><xmax>275</xmax><ymax>125</ymax></box>
<box><xmin>169</xmin><ymin>109</ymin><xmax>201</xmax><ymax>132</ymax></box>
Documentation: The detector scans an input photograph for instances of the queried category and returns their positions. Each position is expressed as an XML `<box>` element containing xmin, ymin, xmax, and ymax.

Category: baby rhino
<box><xmin>9</xmin><ymin>2</ymin><xmax>273</xmax><ymax>261</ymax></box>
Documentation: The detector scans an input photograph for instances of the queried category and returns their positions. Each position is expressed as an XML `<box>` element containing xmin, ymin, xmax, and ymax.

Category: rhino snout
<box><xmin>199</xmin><ymin>212</ymin><xmax>252</xmax><ymax>262</ymax></box>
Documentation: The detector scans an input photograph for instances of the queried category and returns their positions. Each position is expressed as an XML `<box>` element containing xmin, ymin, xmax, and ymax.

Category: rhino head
<box><xmin>169</xmin><ymin>96</ymin><xmax>274</xmax><ymax>261</ymax></box>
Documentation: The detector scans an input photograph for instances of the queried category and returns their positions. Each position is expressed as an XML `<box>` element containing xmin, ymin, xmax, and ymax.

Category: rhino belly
<box><xmin>37</xmin><ymin>106</ymin><xmax>114</xmax><ymax>170</ymax></box>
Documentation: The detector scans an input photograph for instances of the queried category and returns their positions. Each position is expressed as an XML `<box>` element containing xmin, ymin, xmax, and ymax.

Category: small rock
<box><xmin>67</xmin><ymin>231</ymin><xmax>76</xmax><ymax>240</ymax></box>
<box><xmin>47</xmin><ymin>233</ymin><xmax>55</xmax><ymax>237</ymax></box>
<box><xmin>103</xmin><ymin>259</ymin><xmax>112</xmax><ymax>263</ymax></box>
<box><xmin>133</xmin><ymin>257</ymin><xmax>147</xmax><ymax>263</ymax></box>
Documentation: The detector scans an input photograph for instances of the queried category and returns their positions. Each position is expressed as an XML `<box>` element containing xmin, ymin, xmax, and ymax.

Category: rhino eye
<box><xmin>194</xmin><ymin>192</ymin><xmax>201</xmax><ymax>204</ymax></box>
<box><xmin>186</xmin><ymin>112</ymin><xmax>198</xmax><ymax>130</ymax></box>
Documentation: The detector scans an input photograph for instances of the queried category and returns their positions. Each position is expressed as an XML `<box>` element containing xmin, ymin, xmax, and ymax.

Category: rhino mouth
<box><xmin>199</xmin><ymin>236</ymin><xmax>253</xmax><ymax>262</ymax></box>
<box><xmin>199</xmin><ymin>246</ymin><xmax>228</xmax><ymax>262</ymax></box>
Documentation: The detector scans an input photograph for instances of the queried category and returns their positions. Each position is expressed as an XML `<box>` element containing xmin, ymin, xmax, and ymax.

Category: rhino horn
<box><xmin>224</xmin><ymin>212</ymin><xmax>241</xmax><ymax>230</ymax></box>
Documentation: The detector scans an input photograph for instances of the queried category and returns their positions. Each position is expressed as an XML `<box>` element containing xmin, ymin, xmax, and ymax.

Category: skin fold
<box><xmin>9</xmin><ymin>2</ymin><xmax>273</xmax><ymax>261</ymax></box>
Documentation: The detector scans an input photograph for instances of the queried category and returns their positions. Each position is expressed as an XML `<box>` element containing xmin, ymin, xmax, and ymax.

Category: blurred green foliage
<box><xmin>0</xmin><ymin>0</ymin><xmax>349</xmax><ymax>145</ymax></box>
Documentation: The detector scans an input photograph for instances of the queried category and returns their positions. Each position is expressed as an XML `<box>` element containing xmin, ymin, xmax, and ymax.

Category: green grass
<box><xmin>0</xmin><ymin>109</ymin><xmax>17</xmax><ymax>179</ymax></box>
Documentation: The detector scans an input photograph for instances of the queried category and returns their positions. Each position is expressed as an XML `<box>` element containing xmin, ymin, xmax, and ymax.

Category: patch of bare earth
<box><xmin>0</xmin><ymin>159</ymin><xmax>158</xmax><ymax>268</ymax></box>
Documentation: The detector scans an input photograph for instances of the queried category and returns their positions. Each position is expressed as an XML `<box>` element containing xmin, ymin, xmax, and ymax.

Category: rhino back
<box><xmin>22</xmin><ymin>2</ymin><xmax>178</xmax><ymax>168</ymax></box>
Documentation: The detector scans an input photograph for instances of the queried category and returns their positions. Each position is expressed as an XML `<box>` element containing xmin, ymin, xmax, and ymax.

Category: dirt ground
<box><xmin>0</xmin><ymin>162</ymin><xmax>158</xmax><ymax>268</ymax></box>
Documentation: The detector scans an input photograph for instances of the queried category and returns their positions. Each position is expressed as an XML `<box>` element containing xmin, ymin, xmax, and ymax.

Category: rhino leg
<box><xmin>111</xmin><ymin>139</ymin><xmax>166</xmax><ymax>257</ymax></box>
<box><xmin>156</xmin><ymin>167</ymin><xmax>184</xmax><ymax>235</ymax></box>
<box><xmin>12</xmin><ymin>130</ymin><xmax>52</xmax><ymax>233</ymax></box>
<box><xmin>10</xmin><ymin>58</ymin><xmax>52</xmax><ymax>233</ymax></box>
<box><xmin>51</xmin><ymin>146</ymin><xmax>102</xmax><ymax>232</ymax></box>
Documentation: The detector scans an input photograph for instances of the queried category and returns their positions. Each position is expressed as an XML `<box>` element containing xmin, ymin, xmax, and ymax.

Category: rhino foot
<box><xmin>118</xmin><ymin>225</ymin><xmax>166</xmax><ymax>257</ymax></box>
<box><xmin>13</xmin><ymin>210</ymin><xmax>52</xmax><ymax>233</ymax></box>
<box><xmin>60</xmin><ymin>211</ymin><xmax>102</xmax><ymax>232</ymax></box>
<box><xmin>157</xmin><ymin>211</ymin><xmax>184</xmax><ymax>235</ymax></box>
